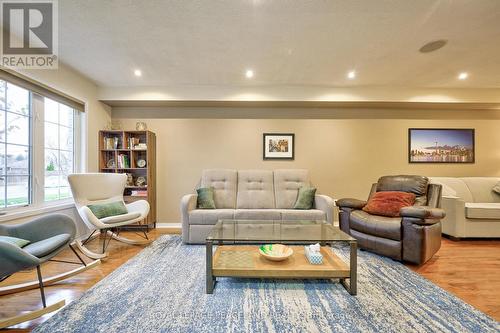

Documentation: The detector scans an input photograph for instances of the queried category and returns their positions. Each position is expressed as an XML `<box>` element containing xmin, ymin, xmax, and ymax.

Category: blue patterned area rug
<box><xmin>34</xmin><ymin>235</ymin><xmax>498</xmax><ymax>333</ymax></box>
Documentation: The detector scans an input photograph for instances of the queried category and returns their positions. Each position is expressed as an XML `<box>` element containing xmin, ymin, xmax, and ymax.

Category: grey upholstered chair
<box><xmin>0</xmin><ymin>214</ymin><xmax>99</xmax><ymax>329</ymax></box>
<box><xmin>337</xmin><ymin>175</ymin><xmax>445</xmax><ymax>265</ymax></box>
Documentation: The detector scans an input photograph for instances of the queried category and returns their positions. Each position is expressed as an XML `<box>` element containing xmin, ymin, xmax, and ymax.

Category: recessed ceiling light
<box><xmin>419</xmin><ymin>39</ymin><xmax>448</xmax><ymax>53</ymax></box>
<box><xmin>134</xmin><ymin>69</ymin><xmax>142</xmax><ymax>77</ymax></box>
<box><xmin>245</xmin><ymin>69</ymin><xmax>254</xmax><ymax>79</ymax></box>
<box><xmin>347</xmin><ymin>70</ymin><xmax>356</xmax><ymax>79</ymax></box>
<box><xmin>458</xmin><ymin>72</ymin><xmax>468</xmax><ymax>80</ymax></box>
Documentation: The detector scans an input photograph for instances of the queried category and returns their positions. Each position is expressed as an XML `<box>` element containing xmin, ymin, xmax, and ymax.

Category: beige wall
<box><xmin>113</xmin><ymin>111</ymin><xmax>500</xmax><ymax>224</ymax></box>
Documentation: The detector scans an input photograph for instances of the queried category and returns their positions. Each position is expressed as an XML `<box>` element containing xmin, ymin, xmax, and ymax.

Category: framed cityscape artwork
<box><xmin>263</xmin><ymin>133</ymin><xmax>294</xmax><ymax>160</ymax></box>
<box><xmin>408</xmin><ymin>128</ymin><xmax>475</xmax><ymax>163</ymax></box>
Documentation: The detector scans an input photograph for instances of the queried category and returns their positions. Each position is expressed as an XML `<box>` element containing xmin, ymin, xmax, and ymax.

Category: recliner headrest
<box><xmin>376</xmin><ymin>175</ymin><xmax>429</xmax><ymax>196</ymax></box>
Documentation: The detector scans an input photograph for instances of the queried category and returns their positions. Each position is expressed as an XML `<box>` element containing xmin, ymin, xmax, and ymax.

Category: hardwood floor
<box><xmin>408</xmin><ymin>237</ymin><xmax>500</xmax><ymax>321</ymax></box>
<box><xmin>1</xmin><ymin>230</ymin><xmax>498</xmax><ymax>331</ymax></box>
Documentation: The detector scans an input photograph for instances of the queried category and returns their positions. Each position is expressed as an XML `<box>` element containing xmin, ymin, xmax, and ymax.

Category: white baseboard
<box><xmin>156</xmin><ymin>223</ymin><xmax>182</xmax><ymax>229</ymax></box>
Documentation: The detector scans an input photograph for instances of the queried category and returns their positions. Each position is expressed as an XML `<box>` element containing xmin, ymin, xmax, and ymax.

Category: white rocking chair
<box><xmin>68</xmin><ymin>173</ymin><xmax>151</xmax><ymax>259</ymax></box>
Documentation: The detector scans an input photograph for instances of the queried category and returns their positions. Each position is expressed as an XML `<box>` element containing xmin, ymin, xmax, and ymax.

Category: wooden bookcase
<box><xmin>98</xmin><ymin>130</ymin><xmax>156</xmax><ymax>229</ymax></box>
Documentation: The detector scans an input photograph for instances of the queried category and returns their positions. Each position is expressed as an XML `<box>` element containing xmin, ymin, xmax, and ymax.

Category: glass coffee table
<box><xmin>206</xmin><ymin>220</ymin><xmax>357</xmax><ymax>295</ymax></box>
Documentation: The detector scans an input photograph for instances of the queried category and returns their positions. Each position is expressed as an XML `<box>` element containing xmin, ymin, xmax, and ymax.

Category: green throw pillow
<box><xmin>197</xmin><ymin>187</ymin><xmax>216</xmax><ymax>209</ymax></box>
<box><xmin>293</xmin><ymin>186</ymin><xmax>317</xmax><ymax>210</ymax></box>
<box><xmin>0</xmin><ymin>235</ymin><xmax>30</xmax><ymax>248</ymax></box>
<box><xmin>87</xmin><ymin>201</ymin><xmax>128</xmax><ymax>219</ymax></box>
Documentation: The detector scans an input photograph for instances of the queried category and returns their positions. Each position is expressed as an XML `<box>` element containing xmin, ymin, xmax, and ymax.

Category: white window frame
<box><xmin>2</xmin><ymin>91</ymin><xmax>83</xmax><ymax>212</ymax></box>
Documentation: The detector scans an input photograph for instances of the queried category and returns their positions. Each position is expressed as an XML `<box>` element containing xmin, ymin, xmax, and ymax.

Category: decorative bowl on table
<box><xmin>259</xmin><ymin>244</ymin><xmax>293</xmax><ymax>262</ymax></box>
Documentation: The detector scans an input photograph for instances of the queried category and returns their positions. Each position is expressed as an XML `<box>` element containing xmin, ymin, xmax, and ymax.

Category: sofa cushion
<box><xmin>189</xmin><ymin>209</ymin><xmax>234</xmax><ymax>225</ymax></box>
<box><xmin>201</xmin><ymin>169</ymin><xmax>237</xmax><ymax>209</ymax></box>
<box><xmin>350</xmin><ymin>210</ymin><xmax>402</xmax><ymax>241</ymax></box>
<box><xmin>461</xmin><ymin>177</ymin><xmax>500</xmax><ymax>203</ymax></box>
<box><xmin>429</xmin><ymin>177</ymin><xmax>474</xmax><ymax>202</ymax></box>
<box><xmin>274</xmin><ymin>169</ymin><xmax>310</xmax><ymax>208</ymax></box>
<box><xmin>101</xmin><ymin>212</ymin><xmax>142</xmax><ymax>224</ymax></box>
<box><xmin>435</xmin><ymin>183</ymin><xmax>457</xmax><ymax>197</ymax></box>
<box><xmin>377</xmin><ymin>175</ymin><xmax>428</xmax><ymax>205</ymax></box>
<box><xmin>363</xmin><ymin>191</ymin><xmax>416</xmax><ymax>217</ymax></box>
<box><xmin>280</xmin><ymin>209</ymin><xmax>325</xmax><ymax>221</ymax></box>
<box><xmin>237</xmin><ymin>170</ymin><xmax>275</xmax><ymax>209</ymax></box>
<box><xmin>23</xmin><ymin>233</ymin><xmax>71</xmax><ymax>258</ymax></box>
<box><xmin>377</xmin><ymin>175</ymin><xmax>428</xmax><ymax>195</ymax></box>
<box><xmin>234</xmin><ymin>209</ymin><xmax>281</xmax><ymax>220</ymax></box>
<box><xmin>465</xmin><ymin>203</ymin><xmax>500</xmax><ymax>219</ymax></box>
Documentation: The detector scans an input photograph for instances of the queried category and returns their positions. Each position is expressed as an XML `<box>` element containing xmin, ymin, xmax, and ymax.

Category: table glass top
<box><xmin>206</xmin><ymin>220</ymin><xmax>355</xmax><ymax>243</ymax></box>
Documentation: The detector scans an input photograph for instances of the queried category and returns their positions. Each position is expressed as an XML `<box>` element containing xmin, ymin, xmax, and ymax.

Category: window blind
<box><xmin>0</xmin><ymin>68</ymin><xmax>85</xmax><ymax>112</ymax></box>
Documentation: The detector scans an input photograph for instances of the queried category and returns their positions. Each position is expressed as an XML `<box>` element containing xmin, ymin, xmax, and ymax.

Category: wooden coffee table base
<box><xmin>206</xmin><ymin>244</ymin><xmax>357</xmax><ymax>295</ymax></box>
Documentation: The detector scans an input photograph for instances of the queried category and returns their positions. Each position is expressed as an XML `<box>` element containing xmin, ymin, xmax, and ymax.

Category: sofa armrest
<box><xmin>180</xmin><ymin>194</ymin><xmax>198</xmax><ymax>243</ymax></box>
<box><xmin>314</xmin><ymin>194</ymin><xmax>334</xmax><ymax>224</ymax></box>
<box><xmin>400</xmin><ymin>206</ymin><xmax>446</xmax><ymax>220</ymax></box>
<box><xmin>337</xmin><ymin>198</ymin><xmax>367</xmax><ymax>210</ymax></box>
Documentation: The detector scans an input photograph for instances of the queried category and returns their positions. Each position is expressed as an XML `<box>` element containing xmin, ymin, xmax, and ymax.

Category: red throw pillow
<box><xmin>362</xmin><ymin>191</ymin><xmax>416</xmax><ymax>217</ymax></box>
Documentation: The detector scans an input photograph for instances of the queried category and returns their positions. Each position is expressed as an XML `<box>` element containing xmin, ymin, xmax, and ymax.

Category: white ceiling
<box><xmin>59</xmin><ymin>0</ymin><xmax>500</xmax><ymax>89</ymax></box>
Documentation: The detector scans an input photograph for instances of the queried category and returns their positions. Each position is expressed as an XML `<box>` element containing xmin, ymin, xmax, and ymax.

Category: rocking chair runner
<box><xmin>68</xmin><ymin>173</ymin><xmax>151</xmax><ymax>259</ymax></box>
<box><xmin>0</xmin><ymin>214</ymin><xmax>100</xmax><ymax>329</ymax></box>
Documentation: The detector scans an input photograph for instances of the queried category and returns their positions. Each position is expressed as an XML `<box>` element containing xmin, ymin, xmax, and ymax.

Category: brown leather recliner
<box><xmin>337</xmin><ymin>175</ymin><xmax>445</xmax><ymax>265</ymax></box>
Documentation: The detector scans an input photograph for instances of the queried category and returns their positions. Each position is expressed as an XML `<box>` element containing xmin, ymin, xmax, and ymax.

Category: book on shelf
<box><xmin>117</xmin><ymin>154</ymin><xmax>130</xmax><ymax>168</ymax></box>
<box><xmin>131</xmin><ymin>190</ymin><xmax>148</xmax><ymax>197</ymax></box>
<box><xmin>127</xmin><ymin>138</ymin><xmax>148</xmax><ymax>150</ymax></box>
<box><xmin>104</xmin><ymin>137</ymin><xmax>119</xmax><ymax>149</ymax></box>
<box><xmin>127</xmin><ymin>137</ymin><xmax>138</xmax><ymax>149</ymax></box>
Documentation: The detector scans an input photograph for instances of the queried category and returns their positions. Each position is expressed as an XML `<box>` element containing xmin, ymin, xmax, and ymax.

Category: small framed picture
<box><xmin>408</xmin><ymin>128</ymin><xmax>475</xmax><ymax>163</ymax></box>
<box><xmin>263</xmin><ymin>133</ymin><xmax>294</xmax><ymax>160</ymax></box>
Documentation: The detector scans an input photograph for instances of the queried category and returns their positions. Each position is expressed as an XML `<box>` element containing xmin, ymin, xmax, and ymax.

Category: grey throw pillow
<box><xmin>493</xmin><ymin>182</ymin><xmax>500</xmax><ymax>195</ymax></box>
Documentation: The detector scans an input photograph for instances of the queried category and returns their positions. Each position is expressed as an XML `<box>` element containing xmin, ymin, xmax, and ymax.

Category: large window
<box><xmin>44</xmin><ymin>98</ymin><xmax>74</xmax><ymax>201</ymax></box>
<box><xmin>0</xmin><ymin>82</ymin><xmax>31</xmax><ymax>207</ymax></box>
<box><xmin>0</xmin><ymin>79</ymin><xmax>79</xmax><ymax>209</ymax></box>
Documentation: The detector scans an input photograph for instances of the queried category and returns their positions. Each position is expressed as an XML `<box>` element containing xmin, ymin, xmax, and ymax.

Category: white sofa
<box><xmin>181</xmin><ymin>169</ymin><xmax>335</xmax><ymax>244</ymax></box>
<box><xmin>430</xmin><ymin>177</ymin><xmax>500</xmax><ymax>238</ymax></box>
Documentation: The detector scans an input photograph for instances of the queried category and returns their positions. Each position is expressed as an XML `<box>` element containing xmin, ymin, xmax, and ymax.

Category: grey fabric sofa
<box><xmin>181</xmin><ymin>169</ymin><xmax>335</xmax><ymax>244</ymax></box>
